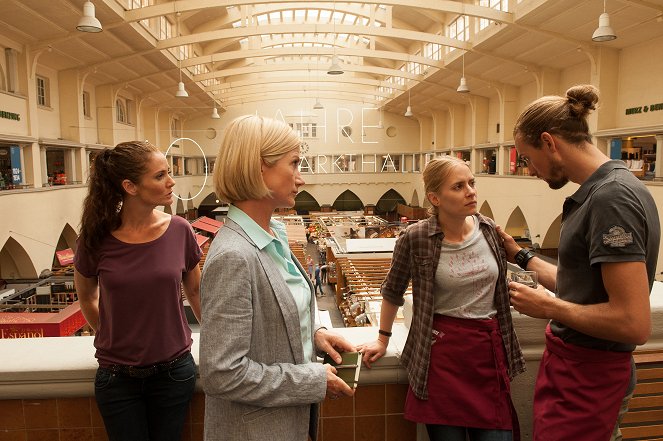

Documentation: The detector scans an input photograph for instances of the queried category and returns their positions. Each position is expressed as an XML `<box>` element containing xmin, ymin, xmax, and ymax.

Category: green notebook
<box><xmin>323</xmin><ymin>351</ymin><xmax>362</xmax><ymax>389</ymax></box>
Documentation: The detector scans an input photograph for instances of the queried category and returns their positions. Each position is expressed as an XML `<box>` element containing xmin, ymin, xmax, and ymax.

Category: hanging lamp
<box><xmin>77</xmin><ymin>1</ymin><xmax>102</xmax><ymax>33</ymax></box>
<box><xmin>592</xmin><ymin>0</ymin><xmax>617</xmax><ymax>42</ymax></box>
<box><xmin>175</xmin><ymin>72</ymin><xmax>188</xmax><ymax>97</ymax></box>
<box><xmin>327</xmin><ymin>55</ymin><xmax>343</xmax><ymax>75</ymax></box>
<box><xmin>404</xmin><ymin>89</ymin><xmax>413</xmax><ymax>117</ymax></box>
<box><xmin>457</xmin><ymin>53</ymin><xmax>470</xmax><ymax>93</ymax></box>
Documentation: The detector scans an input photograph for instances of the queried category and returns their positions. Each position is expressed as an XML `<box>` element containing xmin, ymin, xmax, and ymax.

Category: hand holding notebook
<box><xmin>323</xmin><ymin>351</ymin><xmax>363</xmax><ymax>389</ymax></box>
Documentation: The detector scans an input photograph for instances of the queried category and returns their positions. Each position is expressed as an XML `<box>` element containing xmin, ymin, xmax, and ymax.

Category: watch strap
<box><xmin>515</xmin><ymin>248</ymin><xmax>535</xmax><ymax>270</ymax></box>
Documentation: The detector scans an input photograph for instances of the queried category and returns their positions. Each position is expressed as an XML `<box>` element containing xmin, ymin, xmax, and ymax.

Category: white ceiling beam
<box><xmin>157</xmin><ymin>23</ymin><xmax>472</xmax><ymax>52</ymax></box>
<box><xmin>124</xmin><ymin>1</ymin><xmax>512</xmax><ymax>24</ymax></box>
<box><xmin>205</xmin><ymin>76</ymin><xmax>406</xmax><ymax>93</ymax></box>
<box><xmin>193</xmin><ymin>62</ymin><xmax>421</xmax><ymax>82</ymax></box>
<box><xmin>181</xmin><ymin>47</ymin><xmax>445</xmax><ymax>70</ymax></box>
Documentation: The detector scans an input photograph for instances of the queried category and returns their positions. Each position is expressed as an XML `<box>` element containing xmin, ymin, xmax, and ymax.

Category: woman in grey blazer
<box><xmin>200</xmin><ymin>115</ymin><xmax>355</xmax><ymax>441</ymax></box>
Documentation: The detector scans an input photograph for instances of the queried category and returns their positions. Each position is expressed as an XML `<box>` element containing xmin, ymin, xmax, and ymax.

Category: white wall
<box><xmin>615</xmin><ymin>35</ymin><xmax>663</xmax><ymax>129</ymax></box>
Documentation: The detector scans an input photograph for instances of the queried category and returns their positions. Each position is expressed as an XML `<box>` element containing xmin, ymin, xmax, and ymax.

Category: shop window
<box><xmin>116</xmin><ymin>99</ymin><xmax>127</xmax><ymax>123</ymax></box>
<box><xmin>46</xmin><ymin>149</ymin><xmax>67</xmax><ymax>186</ymax></box>
<box><xmin>82</xmin><ymin>91</ymin><xmax>91</xmax><ymax>118</ymax></box>
<box><xmin>621</xmin><ymin>136</ymin><xmax>657</xmax><ymax>180</ymax></box>
<box><xmin>478</xmin><ymin>149</ymin><xmax>497</xmax><ymax>174</ymax></box>
<box><xmin>36</xmin><ymin>75</ymin><xmax>50</xmax><ymax>107</ymax></box>
<box><xmin>172</xmin><ymin>156</ymin><xmax>183</xmax><ymax>176</ymax></box>
<box><xmin>288</xmin><ymin>122</ymin><xmax>317</xmax><ymax>138</ymax></box>
<box><xmin>454</xmin><ymin>150</ymin><xmax>471</xmax><ymax>166</ymax></box>
<box><xmin>184</xmin><ymin>158</ymin><xmax>197</xmax><ymax>175</ymax></box>
<box><xmin>509</xmin><ymin>147</ymin><xmax>529</xmax><ymax>176</ymax></box>
<box><xmin>0</xmin><ymin>145</ymin><xmax>25</xmax><ymax>189</ymax></box>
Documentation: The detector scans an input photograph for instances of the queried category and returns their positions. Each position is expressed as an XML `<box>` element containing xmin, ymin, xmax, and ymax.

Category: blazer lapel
<box><xmin>225</xmin><ymin>220</ymin><xmax>307</xmax><ymax>364</ymax></box>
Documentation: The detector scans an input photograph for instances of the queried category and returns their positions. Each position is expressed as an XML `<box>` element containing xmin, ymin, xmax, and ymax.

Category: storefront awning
<box><xmin>197</xmin><ymin>216</ymin><xmax>222</xmax><ymax>227</ymax></box>
<box><xmin>191</xmin><ymin>219</ymin><xmax>221</xmax><ymax>234</ymax></box>
<box><xmin>195</xmin><ymin>234</ymin><xmax>210</xmax><ymax>247</ymax></box>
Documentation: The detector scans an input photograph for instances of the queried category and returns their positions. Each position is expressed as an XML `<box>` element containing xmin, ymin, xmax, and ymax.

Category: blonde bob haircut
<box><xmin>213</xmin><ymin>115</ymin><xmax>301</xmax><ymax>203</ymax></box>
<box><xmin>423</xmin><ymin>156</ymin><xmax>471</xmax><ymax>216</ymax></box>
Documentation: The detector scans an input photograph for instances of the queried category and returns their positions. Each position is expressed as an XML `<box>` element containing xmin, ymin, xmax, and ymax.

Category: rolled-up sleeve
<box><xmin>380</xmin><ymin>232</ymin><xmax>411</xmax><ymax>306</ymax></box>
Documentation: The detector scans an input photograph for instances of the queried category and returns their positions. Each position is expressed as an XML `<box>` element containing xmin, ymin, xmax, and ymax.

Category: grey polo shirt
<box><xmin>552</xmin><ymin>160</ymin><xmax>660</xmax><ymax>351</ymax></box>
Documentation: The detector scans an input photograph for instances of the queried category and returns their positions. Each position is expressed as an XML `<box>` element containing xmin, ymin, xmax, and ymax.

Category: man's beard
<box><xmin>545</xmin><ymin>162</ymin><xmax>568</xmax><ymax>190</ymax></box>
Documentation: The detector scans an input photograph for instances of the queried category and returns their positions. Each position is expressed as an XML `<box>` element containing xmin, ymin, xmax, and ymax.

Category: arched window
<box><xmin>115</xmin><ymin>99</ymin><xmax>127</xmax><ymax>123</ymax></box>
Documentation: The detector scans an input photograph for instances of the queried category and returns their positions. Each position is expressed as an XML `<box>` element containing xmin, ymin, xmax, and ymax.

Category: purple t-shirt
<box><xmin>74</xmin><ymin>215</ymin><xmax>202</xmax><ymax>367</ymax></box>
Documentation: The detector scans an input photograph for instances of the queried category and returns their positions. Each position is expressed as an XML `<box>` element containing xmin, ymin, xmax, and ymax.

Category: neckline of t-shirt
<box><xmin>109</xmin><ymin>215</ymin><xmax>174</xmax><ymax>246</ymax></box>
<box><xmin>441</xmin><ymin>216</ymin><xmax>479</xmax><ymax>248</ymax></box>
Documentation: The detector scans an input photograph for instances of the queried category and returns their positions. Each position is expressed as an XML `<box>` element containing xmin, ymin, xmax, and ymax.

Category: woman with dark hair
<box><xmin>359</xmin><ymin>156</ymin><xmax>525</xmax><ymax>441</ymax></box>
<box><xmin>74</xmin><ymin>141</ymin><xmax>202</xmax><ymax>441</ymax></box>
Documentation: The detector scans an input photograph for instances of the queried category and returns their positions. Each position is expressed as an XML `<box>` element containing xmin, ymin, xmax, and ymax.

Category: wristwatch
<box><xmin>514</xmin><ymin>248</ymin><xmax>535</xmax><ymax>270</ymax></box>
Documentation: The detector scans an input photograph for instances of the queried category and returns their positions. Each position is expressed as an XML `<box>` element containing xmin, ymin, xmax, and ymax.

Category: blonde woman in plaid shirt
<box><xmin>359</xmin><ymin>156</ymin><xmax>525</xmax><ymax>441</ymax></box>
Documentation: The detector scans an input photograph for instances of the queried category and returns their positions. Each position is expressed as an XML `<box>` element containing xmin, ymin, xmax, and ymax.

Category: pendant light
<box><xmin>404</xmin><ymin>89</ymin><xmax>413</xmax><ymax>117</ymax></box>
<box><xmin>377</xmin><ymin>107</ymin><xmax>384</xmax><ymax>129</ymax></box>
<box><xmin>327</xmin><ymin>54</ymin><xmax>343</xmax><ymax>75</ymax></box>
<box><xmin>592</xmin><ymin>0</ymin><xmax>617</xmax><ymax>42</ymax></box>
<box><xmin>211</xmin><ymin>105</ymin><xmax>220</xmax><ymax>119</ymax></box>
<box><xmin>457</xmin><ymin>53</ymin><xmax>470</xmax><ymax>93</ymax></box>
<box><xmin>77</xmin><ymin>1</ymin><xmax>102</xmax><ymax>33</ymax></box>
<box><xmin>327</xmin><ymin>2</ymin><xmax>343</xmax><ymax>75</ymax></box>
<box><xmin>175</xmin><ymin>64</ymin><xmax>188</xmax><ymax>98</ymax></box>
<box><xmin>174</xmin><ymin>13</ymin><xmax>188</xmax><ymax>98</ymax></box>
<box><xmin>313</xmin><ymin>62</ymin><xmax>324</xmax><ymax>109</ymax></box>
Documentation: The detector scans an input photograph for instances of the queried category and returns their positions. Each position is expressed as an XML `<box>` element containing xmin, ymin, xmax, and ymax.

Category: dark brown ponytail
<box><xmin>79</xmin><ymin>141</ymin><xmax>160</xmax><ymax>253</ymax></box>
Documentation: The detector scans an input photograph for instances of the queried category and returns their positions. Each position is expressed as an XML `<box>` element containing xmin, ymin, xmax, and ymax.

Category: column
<box><xmin>40</xmin><ymin>146</ymin><xmax>48</xmax><ymax>186</ymax></box>
<box><xmin>22</xmin><ymin>142</ymin><xmax>43</xmax><ymax>188</ymax></box>
<box><xmin>656</xmin><ymin>134</ymin><xmax>663</xmax><ymax>180</ymax></box>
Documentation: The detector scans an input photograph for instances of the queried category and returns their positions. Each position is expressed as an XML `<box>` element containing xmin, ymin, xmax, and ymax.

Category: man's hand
<box><xmin>496</xmin><ymin>225</ymin><xmax>520</xmax><ymax>262</ymax></box>
<box><xmin>508</xmin><ymin>280</ymin><xmax>555</xmax><ymax>319</ymax></box>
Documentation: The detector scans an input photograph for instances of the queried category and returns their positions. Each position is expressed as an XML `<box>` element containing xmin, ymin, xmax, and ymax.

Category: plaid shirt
<box><xmin>382</xmin><ymin>214</ymin><xmax>526</xmax><ymax>400</ymax></box>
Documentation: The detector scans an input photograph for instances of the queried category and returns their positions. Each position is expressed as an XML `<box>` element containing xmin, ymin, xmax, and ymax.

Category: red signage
<box><xmin>0</xmin><ymin>302</ymin><xmax>86</xmax><ymax>338</ymax></box>
<box><xmin>55</xmin><ymin>248</ymin><xmax>74</xmax><ymax>266</ymax></box>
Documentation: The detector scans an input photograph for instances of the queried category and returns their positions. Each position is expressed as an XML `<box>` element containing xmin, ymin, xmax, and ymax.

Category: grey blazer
<box><xmin>200</xmin><ymin>219</ymin><xmax>327</xmax><ymax>441</ymax></box>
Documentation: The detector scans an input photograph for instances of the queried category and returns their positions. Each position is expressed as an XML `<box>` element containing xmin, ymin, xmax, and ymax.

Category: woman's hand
<box><xmin>356</xmin><ymin>339</ymin><xmax>388</xmax><ymax>369</ymax></box>
<box><xmin>324</xmin><ymin>364</ymin><xmax>355</xmax><ymax>400</ymax></box>
<box><xmin>314</xmin><ymin>328</ymin><xmax>356</xmax><ymax>364</ymax></box>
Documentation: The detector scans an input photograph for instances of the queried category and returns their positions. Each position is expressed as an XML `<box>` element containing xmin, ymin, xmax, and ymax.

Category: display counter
<box><xmin>1</xmin><ymin>285</ymin><xmax>663</xmax><ymax>440</ymax></box>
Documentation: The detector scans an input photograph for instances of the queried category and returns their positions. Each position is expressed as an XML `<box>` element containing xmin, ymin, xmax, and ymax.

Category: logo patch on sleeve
<box><xmin>602</xmin><ymin>226</ymin><xmax>634</xmax><ymax>248</ymax></box>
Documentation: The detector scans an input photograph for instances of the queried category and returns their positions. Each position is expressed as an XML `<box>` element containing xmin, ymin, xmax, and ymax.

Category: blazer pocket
<box><xmin>241</xmin><ymin>406</ymin><xmax>278</xmax><ymax>423</ymax></box>
<box><xmin>242</xmin><ymin>405</ymin><xmax>307</xmax><ymax>440</ymax></box>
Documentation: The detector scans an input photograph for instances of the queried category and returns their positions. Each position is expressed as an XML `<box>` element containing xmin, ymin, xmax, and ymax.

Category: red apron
<box><xmin>533</xmin><ymin>325</ymin><xmax>632</xmax><ymax>441</ymax></box>
<box><xmin>405</xmin><ymin>315</ymin><xmax>518</xmax><ymax>437</ymax></box>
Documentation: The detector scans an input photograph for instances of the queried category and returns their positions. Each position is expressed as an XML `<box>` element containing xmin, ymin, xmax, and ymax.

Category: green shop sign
<box><xmin>0</xmin><ymin>110</ymin><xmax>20</xmax><ymax>121</ymax></box>
<box><xmin>625</xmin><ymin>102</ymin><xmax>663</xmax><ymax>115</ymax></box>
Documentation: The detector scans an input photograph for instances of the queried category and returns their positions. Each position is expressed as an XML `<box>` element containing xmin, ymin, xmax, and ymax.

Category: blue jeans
<box><xmin>94</xmin><ymin>352</ymin><xmax>196</xmax><ymax>441</ymax></box>
<box><xmin>427</xmin><ymin>424</ymin><xmax>513</xmax><ymax>441</ymax></box>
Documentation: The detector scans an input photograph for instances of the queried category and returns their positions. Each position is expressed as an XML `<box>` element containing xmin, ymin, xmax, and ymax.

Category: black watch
<box><xmin>514</xmin><ymin>248</ymin><xmax>535</xmax><ymax>270</ymax></box>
